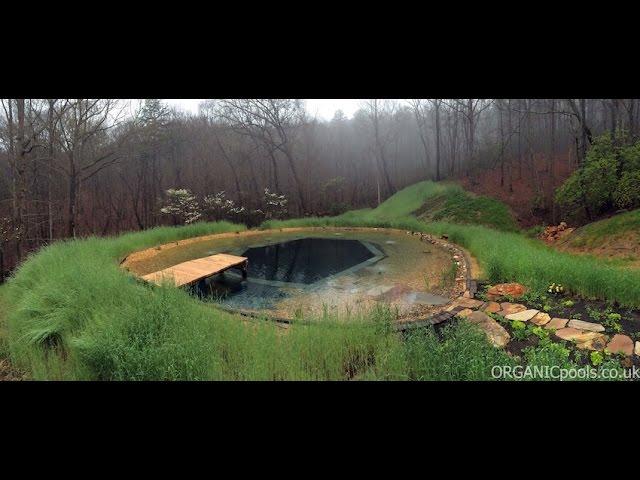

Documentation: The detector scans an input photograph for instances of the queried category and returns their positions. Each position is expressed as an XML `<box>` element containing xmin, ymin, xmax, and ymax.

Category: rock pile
<box><xmin>539</xmin><ymin>222</ymin><xmax>575</xmax><ymax>243</ymax></box>
<box><xmin>433</xmin><ymin>295</ymin><xmax>640</xmax><ymax>359</ymax></box>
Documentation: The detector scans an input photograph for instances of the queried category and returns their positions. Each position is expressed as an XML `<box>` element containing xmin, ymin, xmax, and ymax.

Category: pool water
<box><xmin>241</xmin><ymin>238</ymin><xmax>382</xmax><ymax>285</ymax></box>
<box><xmin>126</xmin><ymin>229</ymin><xmax>455</xmax><ymax>320</ymax></box>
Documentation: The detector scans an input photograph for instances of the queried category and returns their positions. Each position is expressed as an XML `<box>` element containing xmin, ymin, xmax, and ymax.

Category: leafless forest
<box><xmin>1</xmin><ymin>98</ymin><xmax>638</xmax><ymax>277</ymax></box>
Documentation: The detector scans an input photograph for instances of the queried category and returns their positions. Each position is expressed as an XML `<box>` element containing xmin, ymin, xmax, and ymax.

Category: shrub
<box><xmin>614</xmin><ymin>171</ymin><xmax>640</xmax><ymax>209</ymax></box>
<box><xmin>556</xmin><ymin>132</ymin><xmax>640</xmax><ymax>222</ymax></box>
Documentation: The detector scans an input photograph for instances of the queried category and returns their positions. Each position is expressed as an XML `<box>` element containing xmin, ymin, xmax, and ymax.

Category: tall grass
<box><xmin>3</xmin><ymin>220</ymin><xmax>516</xmax><ymax>380</ymax></box>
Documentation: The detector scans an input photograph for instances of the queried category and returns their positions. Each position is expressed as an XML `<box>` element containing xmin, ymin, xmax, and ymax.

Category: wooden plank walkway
<box><xmin>141</xmin><ymin>253</ymin><xmax>248</xmax><ymax>287</ymax></box>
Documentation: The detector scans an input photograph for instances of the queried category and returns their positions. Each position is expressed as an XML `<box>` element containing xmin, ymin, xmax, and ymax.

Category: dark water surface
<box><xmin>242</xmin><ymin>238</ymin><xmax>376</xmax><ymax>285</ymax></box>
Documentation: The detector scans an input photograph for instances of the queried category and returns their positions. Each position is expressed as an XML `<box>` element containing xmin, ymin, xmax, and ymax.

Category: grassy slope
<box><xmin>265</xmin><ymin>182</ymin><xmax>640</xmax><ymax>308</ymax></box>
<box><xmin>560</xmin><ymin>209</ymin><xmax>640</xmax><ymax>265</ymax></box>
<box><xmin>3</xmin><ymin>220</ymin><xmax>514</xmax><ymax>380</ymax></box>
<box><xmin>0</xmin><ymin>285</ymin><xmax>9</xmax><ymax>357</ymax></box>
<box><xmin>413</xmin><ymin>183</ymin><xmax>518</xmax><ymax>232</ymax></box>
<box><xmin>304</xmin><ymin>181</ymin><xmax>517</xmax><ymax>231</ymax></box>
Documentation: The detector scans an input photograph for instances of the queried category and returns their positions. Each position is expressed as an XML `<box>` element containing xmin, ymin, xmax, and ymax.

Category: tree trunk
<box><xmin>281</xmin><ymin>147</ymin><xmax>307</xmax><ymax>214</ymax></box>
<box><xmin>68</xmin><ymin>159</ymin><xmax>78</xmax><ymax>238</ymax></box>
<box><xmin>14</xmin><ymin>99</ymin><xmax>27</xmax><ymax>260</ymax></box>
<box><xmin>434</xmin><ymin>100</ymin><xmax>441</xmax><ymax>181</ymax></box>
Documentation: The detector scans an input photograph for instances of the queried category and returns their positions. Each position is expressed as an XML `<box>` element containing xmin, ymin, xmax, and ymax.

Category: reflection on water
<box><xmin>192</xmin><ymin>274</ymin><xmax>289</xmax><ymax>310</ymax></box>
<box><xmin>242</xmin><ymin>238</ymin><xmax>377</xmax><ymax>285</ymax></box>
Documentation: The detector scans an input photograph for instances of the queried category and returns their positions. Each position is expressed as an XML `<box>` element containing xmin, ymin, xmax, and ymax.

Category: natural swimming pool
<box><xmin>125</xmin><ymin>228</ymin><xmax>456</xmax><ymax>321</ymax></box>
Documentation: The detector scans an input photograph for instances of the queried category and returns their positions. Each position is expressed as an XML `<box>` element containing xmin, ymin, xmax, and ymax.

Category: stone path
<box><xmin>398</xmin><ymin>281</ymin><xmax>639</xmax><ymax>361</ymax></box>
<box><xmin>466</xmin><ymin>310</ymin><xmax>510</xmax><ymax>347</ymax></box>
<box><xmin>394</xmin><ymin>235</ymin><xmax>639</xmax><ymax>364</ymax></box>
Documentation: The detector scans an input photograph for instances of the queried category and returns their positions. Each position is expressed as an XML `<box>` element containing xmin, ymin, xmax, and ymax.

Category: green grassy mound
<box><xmin>411</xmin><ymin>182</ymin><xmax>517</xmax><ymax>232</ymax></box>
<box><xmin>564</xmin><ymin>208</ymin><xmax>640</xmax><ymax>254</ymax></box>
<box><xmin>370</xmin><ymin>181</ymin><xmax>518</xmax><ymax>231</ymax></box>
<box><xmin>267</xmin><ymin>181</ymin><xmax>517</xmax><ymax>232</ymax></box>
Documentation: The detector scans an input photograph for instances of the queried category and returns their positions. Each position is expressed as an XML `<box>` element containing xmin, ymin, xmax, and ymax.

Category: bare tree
<box><xmin>52</xmin><ymin>99</ymin><xmax>126</xmax><ymax>237</ymax></box>
<box><xmin>363</xmin><ymin>99</ymin><xmax>396</xmax><ymax>201</ymax></box>
<box><xmin>209</xmin><ymin>99</ymin><xmax>308</xmax><ymax>214</ymax></box>
<box><xmin>408</xmin><ymin>99</ymin><xmax>431</xmax><ymax>176</ymax></box>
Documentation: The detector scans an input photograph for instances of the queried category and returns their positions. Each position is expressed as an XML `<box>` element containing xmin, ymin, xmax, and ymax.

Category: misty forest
<box><xmin>2</xmin><ymin>98</ymin><xmax>640</xmax><ymax>381</ymax></box>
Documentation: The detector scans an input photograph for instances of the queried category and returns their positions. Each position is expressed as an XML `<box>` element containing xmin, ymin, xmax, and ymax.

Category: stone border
<box><xmin>392</xmin><ymin>231</ymin><xmax>481</xmax><ymax>330</ymax></box>
<box><xmin>406</xmin><ymin>231</ymin><xmax>476</xmax><ymax>298</ymax></box>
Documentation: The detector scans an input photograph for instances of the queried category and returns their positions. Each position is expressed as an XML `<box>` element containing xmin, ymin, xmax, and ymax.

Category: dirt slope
<box><xmin>553</xmin><ymin>209</ymin><xmax>640</xmax><ymax>267</ymax></box>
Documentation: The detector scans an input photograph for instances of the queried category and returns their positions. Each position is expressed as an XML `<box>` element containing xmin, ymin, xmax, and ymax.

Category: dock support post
<box><xmin>241</xmin><ymin>261</ymin><xmax>248</xmax><ymax>280</ymax></box>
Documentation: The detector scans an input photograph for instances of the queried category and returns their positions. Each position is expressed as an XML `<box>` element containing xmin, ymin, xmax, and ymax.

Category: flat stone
<box><xmin>487</xmin><ymin>283</ymin><xmax>526</xmax><ymax>301</ymax></box>
<box><xmin>480</xmin><ymin>321</ymin><xmax>511</xmax><ymax>348</ymax></box>
<box><xmin>505</xmin><ymin>309</ymin><xmax>540</xmax><ymax>322</ymax></box>
<box><xmin>456</xmin><ymin>308</ymin><xmax>474</xmax><ymax>319</ymax></box>
<box><xmin>567</xmin><ymin>319</ymin><xmax>605</xmax><ymax>333</ymax></box>
<box><xmin>482</xmin><ymin>301</ymin><xmax>501</xmax><ymax>314</ymax></box>
<box><xmin>635</xmin><ymin>342</ymin><xmax>640</xmax><ymax>356</ymax></box>
<box><xmin>575</xmin><ymin>334</ymin><xmax>608</xmax><ymax>351</ymax></box>
<box><xmin>555</xmin><ymin>328</ymin><xmax>607</xmax><ymax>346</ymax></box>
<box><xmin>530</xmin><ymin>312</ymin><xmax>551</xmax><ymax>326</ymax></box>
<box><xmin>605</xmin><ymin>334</ymin><xmax>634</xmax><ymax>356</ymax></box>
<box><xmin>454</xmin><ymin>297</ymin><xmax>484</xmax><ymax>309</ymax></box>
<box><xmin>465</xmin><ymin>311</ymin><xmax>510</xmax><ymax>347</ymax></box>
<box><xmin>545</xmin><ymin>318</ymin><xmax>569</xmax><ymax>330</ymax></box>
<box><xmin>466</xmin><ymin>311</ymin><xmax>492</xmax><ymax>324</ymax></box>
<box><xmin>366</xmin><ymin>285</ymin><xmax>394</xmax><ymax>297</ymax></box>
<box><xmin>498</xmin><ymin>302</ymin><xmax>527</xmax><ymax>316</ymax></box>
<box><xmin>554</xmin><ymin>328</ymin><xmax>586</xmax><ymax>341</ymax></box>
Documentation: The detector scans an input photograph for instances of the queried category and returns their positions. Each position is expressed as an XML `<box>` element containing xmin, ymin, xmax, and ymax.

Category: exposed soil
<box><xmin>0</xmin><ymin>358</ymin><xmax>24</xmax><ymax>381</ymax></box>
<box><xmin>458</xmin><ymin>151</ymin><xmax>575</xmax><ymax>228</ymax></box>
<box><xmin>554</xmin><ymin>230</ymin><xmax>640</xmax><ymax>268</ymax></box>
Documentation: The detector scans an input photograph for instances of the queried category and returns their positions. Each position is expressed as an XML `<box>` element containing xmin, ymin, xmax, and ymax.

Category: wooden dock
<box><xmin>141</xmin><ymin>253</ymin><xmax>248</xmax><ymax>287</ymax></box>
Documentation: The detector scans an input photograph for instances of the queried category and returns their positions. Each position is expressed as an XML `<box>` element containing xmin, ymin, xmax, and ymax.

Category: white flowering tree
<box><xmin>203</xmin><ymin>191</ymin><xmax>245</xmax><ymax>221</ymax></box>
<box><xmin>160</xmin><ymin>188</ymin><xmax>202</xmax><ymax>225</ymax></box>
<box><xmin>263</xmin><ymin>188</ymin><xmax>288</xmax><ymax>220</ymax></box>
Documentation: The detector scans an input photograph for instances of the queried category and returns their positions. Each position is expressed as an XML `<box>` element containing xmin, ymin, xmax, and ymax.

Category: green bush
<box><xmin>614</xmin><ymin>171</ymin><xmax>640</xmax><ymax>209</ymax></box>
<box><xmin>556</xmin><ymin>132</ymin><xmax>640</xmax><ymax>222</ymax></box>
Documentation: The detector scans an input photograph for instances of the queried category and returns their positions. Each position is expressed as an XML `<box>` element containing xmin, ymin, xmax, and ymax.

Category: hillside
<box><xmin>458</xmin><ymin>151</ymin><xmax>575</xmax><ymax>227</ymax></box>
<box><xmin>555</xmin><ymin>209</ymin><xmax>640</xmax><ymax>267</ymax></box>
<box><xmin>368</xmin><ymin>181</ymin><xmax>518</xmax><ymax>232</ymax></box>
